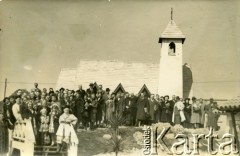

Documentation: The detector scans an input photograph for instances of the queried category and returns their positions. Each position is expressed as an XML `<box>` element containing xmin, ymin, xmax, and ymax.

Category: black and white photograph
<box><xmin>0</xmin><ymin>0</ymin><xmax>239</xmax><ymax>155</ymax></box>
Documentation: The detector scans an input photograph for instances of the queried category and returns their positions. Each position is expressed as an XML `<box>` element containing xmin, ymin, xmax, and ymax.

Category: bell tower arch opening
<box><xmin>168</xmin><ymin>42</ymin><xmax>176</xmax><ymax>56</ymax></box>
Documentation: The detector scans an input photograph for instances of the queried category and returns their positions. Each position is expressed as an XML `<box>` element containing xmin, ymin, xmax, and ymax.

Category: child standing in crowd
<box><xmin>49</xmin><ymin>106</ymin><xmax>59</xmax><ymax>146</ymax></box>
<box><xmin>39</xmin><ymin>108</ymin><xmax>50</xmax><ymax>146</ymax></box>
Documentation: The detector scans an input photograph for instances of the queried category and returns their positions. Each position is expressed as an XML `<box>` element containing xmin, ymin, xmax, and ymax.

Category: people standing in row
<box><xmin>1</xmin><ymin>82</ymin><xmax>223</xmax><ymax>155</ymax></box>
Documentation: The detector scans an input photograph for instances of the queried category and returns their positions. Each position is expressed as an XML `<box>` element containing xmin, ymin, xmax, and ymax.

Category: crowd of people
<box><xmin>0</xmin><ymin>82</ymin><xmax>221</xmax><ymax>153</ymax></box>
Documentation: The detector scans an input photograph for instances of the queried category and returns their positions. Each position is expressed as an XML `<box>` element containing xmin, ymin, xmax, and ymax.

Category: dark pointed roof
<box><xmin>159</xmin><ymin>20</ymin><xmax>185</xmax><ymax>43</ymax></box>
<box><xmin>113</xmin><ymin>83</ymin><xmax>126</xmax><ymax>94</ymax></box>
<box><xmin>138</xmin><ymin>84</ymin><xmax>151</xmax><ymax>96</ymax></box>
<box><xmin>218</xmin><ymin>96</ymin><xmax>240</xmax><ymax>112</ymax></box>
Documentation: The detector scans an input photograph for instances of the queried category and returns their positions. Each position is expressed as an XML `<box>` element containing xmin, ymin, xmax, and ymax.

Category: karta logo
<box><xmin>142</xmin><ymin>126</ymin><xmax>239</xmax><ymax>155</ymax></box>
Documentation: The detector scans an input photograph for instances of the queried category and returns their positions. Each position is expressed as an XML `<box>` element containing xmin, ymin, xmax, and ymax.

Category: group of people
<box><xmin>0</xmin><ymin>82</ymin><xmax>221</xmax><ymax>153</ymax></box>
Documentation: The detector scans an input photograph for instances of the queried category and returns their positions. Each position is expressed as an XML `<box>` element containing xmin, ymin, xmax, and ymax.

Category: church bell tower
<box><xmin>158</xmin><ymin>9</ymin><xmax>186</xmax><ymax>97</ymax></box>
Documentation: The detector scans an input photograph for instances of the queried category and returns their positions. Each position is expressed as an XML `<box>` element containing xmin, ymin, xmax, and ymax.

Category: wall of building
<box><xmin>56</xmin><ymin>60</ymin><xmax>192</xmax><ymax>97</ymax></box>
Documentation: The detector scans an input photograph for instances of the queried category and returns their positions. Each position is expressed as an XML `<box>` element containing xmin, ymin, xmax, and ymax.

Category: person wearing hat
<box><xmin>102</xmin><ymin>88</ymin><xmax>110</xmax><ymax>123</ymax></box>
<box><xmin>59</xmin><ymin>88</ymin><xmax>65</xmax><ymax>101</ymax></box>
<box><xmin>97</xmin><ymin>84</ymin><xmax>105</xmax><ymax>94</ymax></box>
<box><xmin>33</xmin><ymin>83</ymin><xmax>41</xmax><ymax>94</ymax></box>
<box><xmin>56</xmin><ymin>105</ymin><xmax>78</xmax><ymax>152</ymax></box>
<box><xmin>76</xmin><ymin>85</ymin><xmax>86</xmax><ymax>99</ymax></box>
<box><xmin>48</xmin><ymin>88</ymin><xmax>55</xmax><ymax>96</ymax></box>
<box><xmin>74</xmin><ymin>92</ymin><xmax>85</xmax><ymax>129</ymax></box>
<box><xmin>59</xmin><ymin>88</ymin><xmax>65</xmax><ymax>92</ymax></box>
<box><xmin>160</xmin><ymin>95</ymin><xmax>172</xmax><ymax>123</ymax></box>
<box><xmin>96</xmin><ymin>92</ymin><xmax>105</xmax><ymax>127</ymax></box>
<box><xmin>86</xmin><ymin>83</ymin><xmax>96</xmax><ymax>96</ymax></box>
<box><xmin>136</xmin><ymin>93</ymin><xmax>150</xmax><ymax>127</ymax></box>
<box><xmin>204</xmin><ymin>98</ymin><xmax>217</xmax><ymax>130</ymax></box>
<box><xmin>190</xmin><ymin>97</ymin><xmax>201</xmax><ymax>129</ymax></box>
<box><xmin>148</xmin><ymin>94</ymin><xmax>158</xmax><ymax>124</ymax></box>
<box><xmin>183</xmin><ymin>98</ymin><xmax>192</xmax><ymax>128</ymax></box>
<box><xmin>172</xmin><ymin>96</ymin><xmax>186</xmax><ymax>125</ymax></box>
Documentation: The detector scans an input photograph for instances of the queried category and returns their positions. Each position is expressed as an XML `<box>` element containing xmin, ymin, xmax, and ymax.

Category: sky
<box><xmin>0</xmin><ymin>0</ymin><xmax>239</xmax><ymax>99</ymax></box>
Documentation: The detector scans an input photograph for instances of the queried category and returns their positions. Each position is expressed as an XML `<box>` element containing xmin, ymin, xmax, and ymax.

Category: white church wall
<box><xmin>56</xmin><ymin>60</ymin><xmax>192</xmax><ymax>97</ymax></box>
<box><xmin>56</xmin><ymin>60</ymin><xmax>159</xmax><ymax>94</ymax></box>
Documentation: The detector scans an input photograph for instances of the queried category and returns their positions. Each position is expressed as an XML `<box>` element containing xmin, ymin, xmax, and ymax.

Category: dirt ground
<box><xmin>77</xmin><ymin>127</ymin><xmax>142</xmax><ymax>156</ymax></box>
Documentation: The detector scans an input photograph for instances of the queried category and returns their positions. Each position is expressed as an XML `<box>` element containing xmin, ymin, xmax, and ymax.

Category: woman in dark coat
<box><xmin>96</xmin><ymin>92</ymin><xmax>104</xmax><ymax>125</ymax></box>
<box><xmin>136</xmin><ymin>93</ymin><xmax>149</xmax><ymax>127</ymax></box>
<box><xmin>74</xmin><ymin>93</ymin><xmax>84</xmax><ymax>129</ymax></box>
<box><xmin>160</xmin><ymin>96</ymin><xmax>172</xmax><ymax>123</ymax></box>
<box><xmin>183</xmin><ymin>98</ymin><xmax>192</xmax><ymax>128</ymax></box>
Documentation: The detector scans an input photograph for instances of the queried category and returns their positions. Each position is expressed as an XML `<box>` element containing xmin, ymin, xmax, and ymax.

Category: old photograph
<box><xmin>0</xmin><ymin>0</ymin><xmax>239</xmax><ymax>155</ymax></box>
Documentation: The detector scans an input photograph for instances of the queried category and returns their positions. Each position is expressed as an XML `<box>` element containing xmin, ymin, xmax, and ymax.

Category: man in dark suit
<box><xmin>74</xmin><ymin>92</ymin><xmax>85</xmax><ymax>129</ymax></box>
<box><xmin>3</xmin><ymin>97</ymin><xmax>15</xmax><ymax>130</ymax></box>
<box><xmin>76</xmin><ymin>85</ymin><xmax>86</xmax><ymax>99</ymax></box>
<box><xmin>116</xmin><ymin>93</ymin><xmax>125</xmax><ymax>117</ymax></box>
<box><xmin>86</xmin><ymin>83</ymin><xmax>97</xmax><ymax>95</ymax></box>
<box><xmin>129</xmin><ymin>94</ymin><xmax>138</xmax><ymax>126</ymax></box>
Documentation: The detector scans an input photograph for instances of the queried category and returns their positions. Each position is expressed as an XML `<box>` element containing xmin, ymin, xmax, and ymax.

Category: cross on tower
<box><xmin>171</xmin><ymin>8</ymin><xmax>173</xmax><ymax>20</ymax></box>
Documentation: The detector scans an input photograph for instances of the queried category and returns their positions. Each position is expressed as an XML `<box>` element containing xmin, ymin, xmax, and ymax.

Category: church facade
<box><xmin>56</xmin><ymin>18</ymin><xmax>193</xmax><ymax>98</ymax></box>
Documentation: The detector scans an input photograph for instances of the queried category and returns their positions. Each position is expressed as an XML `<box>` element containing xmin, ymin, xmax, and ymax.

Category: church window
<box><xmin>168</xmin><ymin>42</ymin><xmax>176</xmax><ymax>56</ymax></box>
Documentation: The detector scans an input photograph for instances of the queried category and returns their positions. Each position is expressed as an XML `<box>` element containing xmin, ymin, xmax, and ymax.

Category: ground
<box><xmin>77</xmin><ymin>127</ymin><xmax>142</xmax><ymax>156</ymax></box>
<box><xmin>77</xmin><ymin>125</ymin><xmax>238</xmax><ymax>156</ymax></box>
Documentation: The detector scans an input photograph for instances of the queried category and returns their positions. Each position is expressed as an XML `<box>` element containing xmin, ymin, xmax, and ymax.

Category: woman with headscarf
<box><xmin>56</xmin><ymin>105</ymin><xmax>78</xmax><ymax>152</ymax></box>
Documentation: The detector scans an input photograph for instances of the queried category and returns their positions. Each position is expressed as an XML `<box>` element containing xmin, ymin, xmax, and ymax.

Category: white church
<box><xmin>56</xmin><ymin>16</ymin><xmax>193</xmax><ymax>98</ymax></box>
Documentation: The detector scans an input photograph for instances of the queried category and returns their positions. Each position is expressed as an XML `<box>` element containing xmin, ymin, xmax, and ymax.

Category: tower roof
<box><xmin>159</xmin><ymin>20</ymin><xmax>185</xmax><ymax>43</ymax></box>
